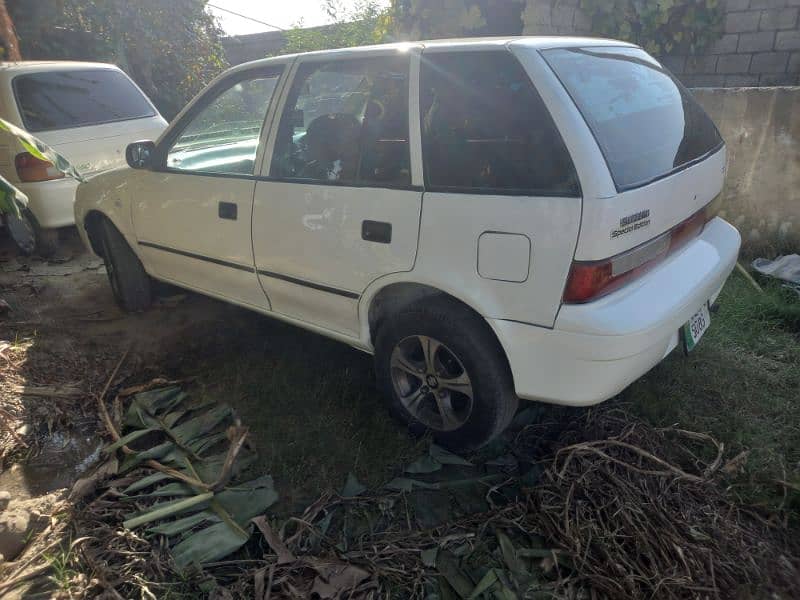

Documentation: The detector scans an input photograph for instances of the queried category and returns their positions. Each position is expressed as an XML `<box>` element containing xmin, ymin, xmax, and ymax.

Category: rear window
<box><xmin>420</xmin><ymin>50</ymin><xmax>580</xmax><ymax>196</ymax></box>
<box><xmin>14</xmin><ymin>69</ymin><xmax>156</xmax><ymax>132</ymax></box>
<box><xmin>542</xmin><ymin>47</ymin><xmax>723</xmax><ymax>191</ymax></box>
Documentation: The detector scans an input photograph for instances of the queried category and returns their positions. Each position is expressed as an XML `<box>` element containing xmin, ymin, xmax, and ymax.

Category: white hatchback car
<box><xmin>75</xmin><ymin>38</ymin><xmax>741</xmax><ymax>450</ymax></box>
<box><xmin>0</xmin><ymin>61</ymin><xmax>166</xmax><ymax>255</ymax></box>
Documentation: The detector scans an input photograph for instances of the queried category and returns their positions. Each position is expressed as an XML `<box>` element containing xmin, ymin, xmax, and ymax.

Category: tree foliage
<box><xmin>577</xmin><ymin>0</ymin><xmax>724</xmax><ymax>55</ymax></box>
<box><xmin>390</xmin><ymin>0</ymin><xmax>524</xmax><ymax>40</ymax></box>
<box><xmin>0</xmin><ymin>0</ymin><xmax>20</xmax><ymax>60</ymax></box>
<box><xmin>7</xmin><ymin>0</ymin><xmax>227</xmax><ymax>119</ymax></box>
<box><xmin>281</xmin><ymin>0</ymin><xmax>526</xmax><ymax>54</ymax></box>
<box><xmin>282</xmin><ymin>0</ymin><xmax>390</xmax><ymax>55</ymax></box>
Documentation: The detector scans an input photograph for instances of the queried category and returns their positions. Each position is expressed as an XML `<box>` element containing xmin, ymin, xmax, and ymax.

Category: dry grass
<box><xmin>51</xmin><ymin>406</ymin><xmax>800</xmax><ymax>599</ymax></box>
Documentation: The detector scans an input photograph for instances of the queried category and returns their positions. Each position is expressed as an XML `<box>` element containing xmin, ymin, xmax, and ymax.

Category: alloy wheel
<box><xmin>389</xmin><ymin>335</ymin><xmax>474</xmax><ymax>432</ymax></box>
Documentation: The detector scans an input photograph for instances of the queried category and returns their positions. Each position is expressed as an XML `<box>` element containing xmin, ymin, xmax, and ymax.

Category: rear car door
<box><xmin>252</xmin><ymin>50</ymin><xmax>422</xmax><ymax>336</ymax></box>
<box><xmin>130</xmin><ymin>65</ymin><xmax>286</xmax><ymax>310</ymax></box>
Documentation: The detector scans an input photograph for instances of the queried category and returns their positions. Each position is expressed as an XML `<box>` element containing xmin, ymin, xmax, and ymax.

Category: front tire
<box><xmin>99</xmin><ymin>218</ymin><xmax>152</xmax><ymax>312</ymax></box>
<box><xmin>375</xmin><ymin>297</ymin><xmax>518</xmax><ymax>452</ymax></box>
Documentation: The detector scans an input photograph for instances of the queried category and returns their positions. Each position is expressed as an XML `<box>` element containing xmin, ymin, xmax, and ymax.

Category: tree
<box><xmin>0</xmin><ymin>0</ymin><xmax>20</xmax><ymax>60</ymax></box>
<box><xmin>389</xmin><ymin>0</ymin><xmax>524</xmax><ymax>41</ymax></box>
<box><xmin>282</xmin><ymin>0</ymin><xmax>390</xmax><ymax>55</ymax></box>
<box><xmin>7</xmin><ymin>1</ymin><xmax>227</xmax><ymax>119</ymax></box>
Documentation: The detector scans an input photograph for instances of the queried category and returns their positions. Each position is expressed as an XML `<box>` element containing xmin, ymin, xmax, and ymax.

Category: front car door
<box><xmin>252</xmin><ymin>48</ymin><xmax>423</xmax><ymax>336</ymax></box>
<box><xmin>130</xmin><ymin>63</ymin><xmax>287</xmax><ymax>310</ymax></box>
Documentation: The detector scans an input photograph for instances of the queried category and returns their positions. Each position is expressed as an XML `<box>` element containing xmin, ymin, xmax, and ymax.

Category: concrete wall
<box><xmin>222</xmin><ymin>31</ymin><xmax>287</xmax><ymax>65</ymax></box>
<box><xmin>693</xmin><ymin>87</ymin><xmax>800</xmax><ymax>251</ymax></box>
<box><xmin>522</xmin><ymin>0</ymin><xmax>800</xmax><ymax>88</ymax></box>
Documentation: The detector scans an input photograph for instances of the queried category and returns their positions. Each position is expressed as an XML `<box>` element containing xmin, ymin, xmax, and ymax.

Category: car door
<box><xmin>252</xmin><ymin>50</ymin><xmax>423</xmax><ymax>336</ymax></box>
<box><xmin>130</xmin><ymin>64</ymin><xmax>287</xmax><ymax>310</ymax></box>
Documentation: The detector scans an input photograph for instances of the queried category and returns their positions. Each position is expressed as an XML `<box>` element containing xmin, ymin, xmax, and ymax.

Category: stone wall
<box><xmin>521</xmin><ymin>0</ymin><xmax>800</xmax><ymax>87</ymax></box>
<box><xmin>693</xmin><ymin>87</ymin><xmax>800</xmax><ymax>250</ymax></box>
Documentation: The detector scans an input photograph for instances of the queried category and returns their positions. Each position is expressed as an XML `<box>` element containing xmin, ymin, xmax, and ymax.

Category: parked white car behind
<box><xmin>0</xmin><ymin>61</ymin><xmax>166</xmax><ymax>255</ymax></box>
<box><xmin>75</xmin><ymin>38</ymin><xmax>741</xmax><ymax>450</ymax></box>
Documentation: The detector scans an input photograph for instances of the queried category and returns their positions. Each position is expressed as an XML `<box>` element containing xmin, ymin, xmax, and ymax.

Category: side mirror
<box><xmin>126</xmin><ymin>141</ymin><xmax>156</xmax><ymax>169</ymax></box>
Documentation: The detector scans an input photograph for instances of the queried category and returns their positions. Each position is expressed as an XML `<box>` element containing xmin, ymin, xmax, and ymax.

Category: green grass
<box><xmin>624</xmin><ymin>272</ymin><xmax>800</xmax><ymax>512</ymax></box>
<box><xmin>187</xmin><ymin>319</ymin><xmax>425</xmax><ymax>513</ymax></box>
<box><xmin>186</xmin><ymin>271</ymin><xmax>800</xmax><ymax>517</ymax></box>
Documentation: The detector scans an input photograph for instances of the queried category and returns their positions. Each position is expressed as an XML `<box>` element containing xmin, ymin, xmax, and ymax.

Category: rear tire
<box><xmin>6</xmin><ymin>209</ymin><xmax>58</xmax><ymax>257</ymax></box>
<box><xmin>375</xmin><ymin>297</ymin><xmax>518</xmax><ymax>452</ymax></box>
<box><xmin>99</xmin><ymin>218</ymin><xmax>152</xmax><ymax>312</ymax></box>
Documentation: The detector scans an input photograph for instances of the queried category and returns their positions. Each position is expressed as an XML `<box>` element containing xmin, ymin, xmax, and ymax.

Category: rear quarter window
<box><xmin>419</xmin><ymin>50</ymin><xmax>580</xmax><ymax>196</ymax></box>
<box><xmin>14</xmin><ymin>69</ymin><xmax>156</xmax><ymax>132</ymax></box>
<box><xmin>542</xmin><ymin>46</ymin><xmax>723</xmax><ymax>191</ymax></box>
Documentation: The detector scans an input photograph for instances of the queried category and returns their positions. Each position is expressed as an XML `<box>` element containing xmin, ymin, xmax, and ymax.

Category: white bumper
<box><xmin>490</xmin><ymin>217</ymin><xmax>741</xmax><ymax>406</ymax></box>
<box><xmin>17</xmin><ymin>177</ymin><xmax>79</xmax><ymax>229</ymax></box>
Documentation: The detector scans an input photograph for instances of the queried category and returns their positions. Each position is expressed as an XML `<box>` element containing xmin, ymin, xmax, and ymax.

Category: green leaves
<box><xmin>105</xmin><ymin>386</ymin><xmax>279</xmax><ymax>572</ymax></box>
<box><xmin>0</xmin><ymin>116</ymin><xmax>85</xmax><ymax>217</ymax></box>
<box><xmin>0</xmin><ymin>117</ymin><xmax>84</xmax><ymax>182</ymax></box>
<box><xmin>577</xmin><ymin>0</ymin><xmax>724</xmax><ymax>56</ymax></box>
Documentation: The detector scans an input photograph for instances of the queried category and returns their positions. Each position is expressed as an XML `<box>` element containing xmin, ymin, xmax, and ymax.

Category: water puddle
<box><xmin>0</xmin><ymin>419</ymin><xmax>102</xmax><ymax>499</ymax></box>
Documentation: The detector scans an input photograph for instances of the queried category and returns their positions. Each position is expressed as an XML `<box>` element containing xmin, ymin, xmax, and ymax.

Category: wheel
<box><xmin>5</xmin><ymin>209</ymin><xmax>58</xmax><ymax>257</ymax></box>
<box><xmin>375</xmin><ymin>297</ymin><xmax>518</xmax><ymax>452</ymax></box>
<box><xmin>99</xmin><ymin>218</ymin><xmax>152</xmax><ymax>312</ymax></box>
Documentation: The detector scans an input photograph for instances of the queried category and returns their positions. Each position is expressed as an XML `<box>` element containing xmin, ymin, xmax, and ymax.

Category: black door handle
<box><xmin>362</xmin><ymin>220</ymin><xmax>392</xmax><ymax>244</ymax></box>
<box><xmin>218</xmin><ymin>201</ymin><xmax>237</xmax><ymax>220</ymax></box>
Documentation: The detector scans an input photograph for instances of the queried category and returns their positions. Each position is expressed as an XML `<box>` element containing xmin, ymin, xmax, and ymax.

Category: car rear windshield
<box><xmin>14</xmin><ymin>69</ymin><xmax>156</xmax><ymax>132</ymax></box>
<box><xmin>542</xmin><ymin>47</ymin><xmax>723</xmax><ymax>191</ymax></box>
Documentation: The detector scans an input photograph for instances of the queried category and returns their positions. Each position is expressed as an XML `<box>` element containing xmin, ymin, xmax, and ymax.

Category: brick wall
<box><xmin>522</xmin><ymin>0</ymin><xmax>800</xmax><ymax>87</ymax></box>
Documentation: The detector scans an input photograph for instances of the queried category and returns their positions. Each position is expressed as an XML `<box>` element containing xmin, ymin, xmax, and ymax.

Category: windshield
<box><xmin>14</xmin><ymin>69</ymin><xmax>156</xmax><ymax>132</ymax></box>
<box><xmin>542</xmin><ymin>47</ymin><xmax>723</xmax><ymax>191</ymax></box>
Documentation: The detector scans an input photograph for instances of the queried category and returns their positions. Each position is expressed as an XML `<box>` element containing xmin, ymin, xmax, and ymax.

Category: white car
<box><xmin>74</xmin><ymin>38</ymin><xmax>741</xmax><ymax>450</ymax></box>
<box><xmin>0</xmin><ymin>61</ymin><xmax>167</xmax><ymax>255</ymax></box>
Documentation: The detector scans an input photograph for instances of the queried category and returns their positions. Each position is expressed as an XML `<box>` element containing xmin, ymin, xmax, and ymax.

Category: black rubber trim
<box><xmin>138</xmin><ymin>240</ymin><xmax>360</xmax><ymax>299</ymax></box>
<box><xmin>256</xmin><ymin>269</ymin><xmax>360</xmax><ymax>299</ymax></box>
<box><xmin>138</xmin><ymin>241</ymin><xmax>255</xmax><ymax>273</ymax></box>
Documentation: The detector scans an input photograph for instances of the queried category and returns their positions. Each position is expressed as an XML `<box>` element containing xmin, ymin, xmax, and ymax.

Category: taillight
<box><xmin>563</xmin><ymin>206</ymin><xmax>709</xmax><ymax>304</ymax></box>
<box><xmin>15</xmin><ymin>152</ymin><xmax>65</xmax><ymax>183</ymax></box>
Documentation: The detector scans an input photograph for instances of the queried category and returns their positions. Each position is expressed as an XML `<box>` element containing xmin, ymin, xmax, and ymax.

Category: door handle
<box><xmin>218</xmin><ymin>201</ymin><xmax>237</xmax><ymax>220</ymax></box>
<box><xmin>362</xmin><ymin>220</ymin><xmax>392</xmax><ymax>244</ymax></box>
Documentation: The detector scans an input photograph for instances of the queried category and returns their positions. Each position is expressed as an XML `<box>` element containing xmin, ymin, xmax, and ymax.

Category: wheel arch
<box><xmin>360</xmin><ymin>279</ymin><xmax>515</xmax><ymax>389</ymax></box>
<box><xmin>83</xmin><ymin>210</ymin><xmax>108</xmax><ymax>257</ymax></box>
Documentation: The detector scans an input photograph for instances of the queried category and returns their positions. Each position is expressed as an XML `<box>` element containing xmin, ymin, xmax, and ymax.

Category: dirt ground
<box><xmin>1</xmin><ymin>226</ymin><xmax>799</xmax><ymax>598</ymax></box>
<box><xmin>0</xmin><ymin>228</ymin><xmax>258</xmax><ymax>499</ymax></box>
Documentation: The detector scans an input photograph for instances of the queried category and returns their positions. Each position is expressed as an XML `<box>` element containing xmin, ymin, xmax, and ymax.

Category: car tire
<box><xmin>6</xmin><ymin>209</ymin><xmax>58</xmax><ymax>257</ymax></box>
<box><xmin>99</xmin><ymin>218</ymin><xmax>152</xmax><ymax>312</ymax></box>
<box><xmin>375</xmin><ymin>297</ymin><xmax>518</xmax><ymax>452</ymax></box>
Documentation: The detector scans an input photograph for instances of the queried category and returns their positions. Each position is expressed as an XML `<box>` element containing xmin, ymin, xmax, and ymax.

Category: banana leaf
<box><xmin>0</xmin><ymin>175</ymin><xmax>27</xmax><ymax>218</ymax></box>
<box><xmin>0</xmin><ymin>117</ymin><xmax>86</xmax><ymax>217</ymax></box>
<box><xmin>0</xmin><ymin>117</ymin><xmax>84</xmax><ymax>182</ymax></box>
<box><xmin>108</xmin><ymin>386</ymin><xmax>280</xmax><ymax>572</ymax></box>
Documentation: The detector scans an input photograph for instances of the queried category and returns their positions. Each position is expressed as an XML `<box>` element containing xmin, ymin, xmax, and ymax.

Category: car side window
<box><xmin>166</xmin><ymin>72</ymin><xmax>282</xmax><ymax>176</ymax></box>
<box><xmin>420</xmin><ymin>51</ymin><xmax>579</xmax><ymax>196</ymax></box>
<box><xmin>270</xmin><ymin>55</ymin><xmax>411</xmax><ymax>187</ymax></box>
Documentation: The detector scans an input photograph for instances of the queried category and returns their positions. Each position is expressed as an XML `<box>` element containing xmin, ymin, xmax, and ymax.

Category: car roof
<box><xmin>228</xmin><ymin>35</ymin><xmax>637</xmax><ymax>73</ymax></box>
<box><xmin>0</xmin><ymin>60</ymin><xmax>121</xmax><ymax>74</ymax></box>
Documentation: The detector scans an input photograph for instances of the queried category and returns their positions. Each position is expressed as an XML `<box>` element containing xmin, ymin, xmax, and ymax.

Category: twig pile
<box><xmin>530</xmin><ymin>410</ymin><xmax>800</xmax><ymax>599</ymax></box>
<box><xmin>64</xmin><ymin>401</ymin><xmax>800</xmax><ymax>599</ymax></box>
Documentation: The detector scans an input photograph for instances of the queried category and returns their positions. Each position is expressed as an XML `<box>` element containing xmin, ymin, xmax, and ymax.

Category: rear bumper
<box><xmin>17</xmin><ymin>178</ymin><xmax>79</xmax><ymax>229</ymax></box>
<box><xmin>489</xmin><ymin>217</ymin><xmax>741</xmax><ymax>406</ymax></box>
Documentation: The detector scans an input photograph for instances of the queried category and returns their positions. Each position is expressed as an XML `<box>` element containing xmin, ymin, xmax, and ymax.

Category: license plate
<box><xmin>682</xmin><ymin>303</ymin><xmax>711</xmax><ymax>353</ymax></box>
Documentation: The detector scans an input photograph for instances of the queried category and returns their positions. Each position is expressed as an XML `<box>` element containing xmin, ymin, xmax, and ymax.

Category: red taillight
<box><xmin>15</xmin><ymin>152</ymin><xmax>65</xmax><ymax>183</ymax></box>
<box><xmin>563</xmin><ymin>206</ymin><xmax>710</xmax><ymax>304</ymax></box>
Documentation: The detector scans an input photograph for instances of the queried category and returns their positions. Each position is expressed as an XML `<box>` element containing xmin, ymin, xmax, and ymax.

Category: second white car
<box><xmin>0</xmin><ymin>61</ymin><xmax>166</xmax><ymax>254</ymax></box>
